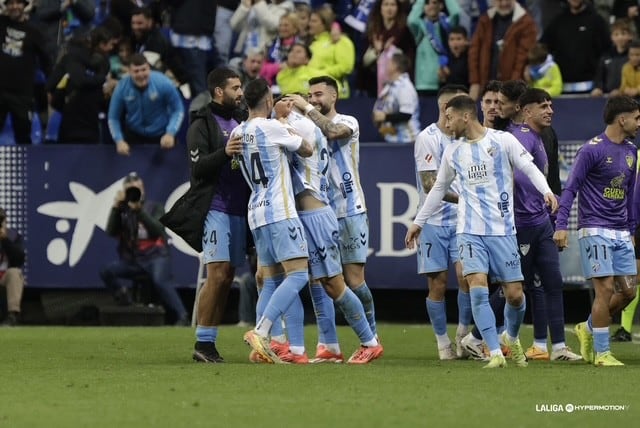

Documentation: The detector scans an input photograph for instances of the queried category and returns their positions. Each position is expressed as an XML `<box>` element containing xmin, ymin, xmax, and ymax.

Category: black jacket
<box><xmin>0</xmin><ymin>229</ymin><xmax>25</xmax><ymax>268</ymax></box>
<box><xmin>168</xmin><ymin>0</ymin><xmax>216</xmax><ymax>35</ymax></box>
<box><xmin>107</xmin><ymin>200</ymin><xmax>168</xmax><ymax>262</ymax></box>
<box><xmin>160</xmin><ymin>102</ymin><xmax>247</xmax><ymax>252</ymax></box>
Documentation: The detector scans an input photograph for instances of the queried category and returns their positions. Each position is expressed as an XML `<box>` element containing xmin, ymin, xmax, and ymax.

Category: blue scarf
<box><xmin>424</xmin><ymin>13</ymin><xmax>451</xmax><ymax>67</ymax></box>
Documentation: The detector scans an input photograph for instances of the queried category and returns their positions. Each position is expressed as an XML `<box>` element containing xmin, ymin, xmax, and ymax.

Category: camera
<box><xmin>125</xmin><ymin>187</ymin><xmax>142</xmax><ymax>203</ymax></box>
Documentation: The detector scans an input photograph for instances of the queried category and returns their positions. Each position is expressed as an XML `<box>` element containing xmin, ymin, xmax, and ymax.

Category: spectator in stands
<box><xmin>276</xmin><ymin>42</ymin><xmax>319</xmax><ymax>95</ymax></box>
<box><xmin>230</xmin><ymin>0</ymin><xmax>294</xmax><ymax>58</ymax></box>
<box><xmin>214</xmin><ymin>0</ymin><xmax>240</xmax><ymax>66</ymax></box>
<box><xmin>372</xmin><ymin>52</ymin><xmax>420</xmax><ymax>144</ymax></box>
<box><xmin>592</xmin><ymin>18</ymin><xmax>633</xmax><ymax>97</ymax></box>
<box><xmin>611</xmin><ymin>0</ymin><xmax>640</xmax><ymax>35</ymax></box>
<box><xmin>129</xmin><ymin>6</ymin><xmax>188</xmax><ymax>90</ymax></box>
<box><xmin>33</xmin><ymin>0</ymin><xmax>95</xmax><ymax>65</ymax></box>
<box><xmin>110</xmin><ymin>0</ymin><xmax>163</xmax><ymax>39</ymax></box>
<box><xmin>47</xmin><ymin>27</ymin><xmax>114</xmax><ymax>144</ymax></box>
<box><xmin>619</xmin><ymin>39</ymin><xmax>640</xmax><ymax>97</ymax></box>
<box><xmin>110</xmin><ymin>38</ymin><xmax>133</xmax><ymax>80</ymax></box>
<box><xmin>408</xmin><ymin>0</ymin><xmax>460</xmax><ymax>96</ymax></box>
<box><xmin>101</xmin><ymin>172</ymin><xmax>189</xmax><ymax>325</ymax></box>
<box><xmin>480</xmin><ymin>79</ymin><xmax>502</xmax><ymax>128</ymax></box>
<box><xmin>107</xmin><ymin>54</ymin><xmax>184</xmax><ymax>154</ymax></box>
<box><xmin>307</xmin><ymin>4</ymin><xmax>355</xmax><ymax>99</ymax></box>
<box><xmin>360</xmin><ymin>0</ymin><xmax>415</xmax><ymax>97</ymax></box>
<box><xmin>0</xmin><ymin>208</ymin><xmax>25</xmax><ymax>326</ymax></box>
<box><xmin>541</xmin><ymin>0</ymin><xmax>610</xmax><ymax>94</ymax></box>
<box><xmin>444</xmin><ymin>25</ymin><xmax>469</xmax><ymax>87</ymax></box>
<box><xmin>0</xmin><ymin>0</ymin><xmax>50</xmax><ymax>144</ymax></box>
<box><xmin>168</xmin><ymin>0</ymin><xmax>217</xmax><ymax>96</ymax></box>
<box><xmin>261</xmin><ymin>12</ymin><xmax>302</xmax><ymax>85</ymax></box>
<box><xmin>229</xmin><ymin>49</ymin><xmax>265</xmax><ymax>89</ymax></box>
<box><xmin>523</xmin><ymin>43</ymin><xmax>563</xmax><ymax>97</ymax></box>
<box><xmin>468</xmin><ymin>0</ymin><xmax>537</xmax><ymax>100</ymax></box>
<box><xmin>294</xmin><ymin>1</ymin><xmax>311</xmax><ymax>44</ymax></box>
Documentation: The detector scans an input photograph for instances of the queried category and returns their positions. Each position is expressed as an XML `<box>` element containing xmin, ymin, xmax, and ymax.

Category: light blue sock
<box><xmin>426</xmin><ymin>298</ymin><xmax>447</xmax><ymax>336</ymax></box>
<box><xmin>335</xmin><ymin>288</ymin><xmax>374</xmax><ymax>344</ymax></box>
<box><xmin>195</xmin><ymin>326</ymin><xmax>216</xmax><ymax>343</ymax></box>
<box><xmin>504</xmin><ymin>295</ymin><xmax>526</xmax><ymax>339</ymax></box>
<box><xmin>283</xmin><ymin>294</ymin><xmax>305</xmax><ymax>348</ymax></box>
<box><xmin>593</xmin><ymin>327</ymin><xmax>610</xmax><ymax>353</ymax></box>
<box><xmin>263</xmin><ymin>271</ymin><xmax>309</xmax><ymax>324</ymax></box>
<box><xmin>256</xmin><ymin>274</ymin><xmax>283</xmax><ymax>321</ymax></box>
<box><xmin>457</xmin><ymin>290</ymin><xmax>472</xmax><ymax>327</ymax></box>
<box><xmin>352</xmin><ymin>282</ymin><xmax>377</xmax><ymax>336</ymax></box>
<box><xmin>469</xmin><ymin>287</ymin><xmax>500</xmax><ymax>352</ymax></box>
<box><xmin>587</xmin><ymin>314</ymin><xmax>593</xmax><ymax>333</ymax></box>
<box><xmin>309</xmin><ymin>283</ymin><xmax>338</xmax><ymax>344</ymax></box>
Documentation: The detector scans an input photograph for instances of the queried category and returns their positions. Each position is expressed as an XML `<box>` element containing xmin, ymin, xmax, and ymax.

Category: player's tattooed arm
<box><xmin>306</xmin><ymin>109</ymin><xmax>353</xmax><ymax>140</ymax></box>
<box><xmin>420</xmin><ymin>171</ymin><xmax>458</xmax><ymax>204</ymax></box>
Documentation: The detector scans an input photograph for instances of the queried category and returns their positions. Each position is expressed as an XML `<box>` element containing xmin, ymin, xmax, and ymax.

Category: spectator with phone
<box><xmin>100</xmin><ymin>172</ymin><xmax>189</xmax><ymax>325</ymax></box>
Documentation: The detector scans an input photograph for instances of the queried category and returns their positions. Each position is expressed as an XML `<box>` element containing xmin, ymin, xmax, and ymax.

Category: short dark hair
<box><xmin>449</xmin><ymin>25</ymin><xmax>468</xmax><ymax>38</ymax></box>
<box><xmin>445</xmin><ymin>95</ymin><xmax>477</xmax><ymax>116</ymax></box>
<box><xmin>207</xmin><ymin>68</ymin><xmax>240</xmax><ymax>94</ymax></box>
<box><xmin>480</xmin><ymin>80</ymin><xmax>502</xmax><ymax>99</ymax></box>
<box><xmin>629</xmin><ymin>39</ymin><xmax>640</xmax><ymax>50</ymax></box>
<box><xmin>603</xmin><ymin>95</ymin><xmax>640</xmax><ymax>124</ymax></box>
<box><xmin>390</xmin><ymin>52</ymin><xmax>411</xmax><ymax>74</ymax></box>
<box><xmin>290</xmin><ymin>42</ymin><xmax>312</xmax><ymax>60</ymax></box>
<box><xmin>499</xmin><ymin>80</ymin><xmax>528</xmax><ymax>102</ymax></box>
<box><xmin>528</xmin><ymin>43</ymin><xmax>549</xmax><ymax>65</ymax></box>
<box><xmin>131</xmin><ymin>6</ymin><xmax>153</xmax><ymax>19</ymax></box>
<box><xmin>437</xmin><ymin>84</ymin><xmax>468</xmax><ymax>99</ymax></box>
<box><xmin>308</xmin><ymin>75</ymin><xmax>339</xmax><ymax>92</ymax></box>
<box><xmin>517</xmin><ymin>88</ymin><xmax>552</xmax><ymax>108</ymax></box>
<box><xmin>90</xmin><ymin>26</ymin><xmax>112</xmax><ymax>50</ymax></box>
<box><xmin>129</xmin><ymin>53</ymin><xmax>148</xmax><ymax>67</ymax></box>
<box><xmin>244</xmin><ymin>78</ymin><xmax>271</xmax><ymax>109</ymax></box>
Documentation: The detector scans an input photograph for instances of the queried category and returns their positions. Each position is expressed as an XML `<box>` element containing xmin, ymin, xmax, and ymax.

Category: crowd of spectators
<box><xmin>1</xmin><ymin>0</ymin><xmax>640</xmax><ymax>145</ymax></box>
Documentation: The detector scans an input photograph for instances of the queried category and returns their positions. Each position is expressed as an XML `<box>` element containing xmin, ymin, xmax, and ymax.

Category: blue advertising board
<box><xmin>4</xmin><ymin>142</ymin><xmax>585</xmax><ymax>290</ymax></box>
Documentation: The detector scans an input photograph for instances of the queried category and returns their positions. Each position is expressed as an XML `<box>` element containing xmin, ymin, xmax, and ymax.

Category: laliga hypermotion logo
<box><xmin>36</xmin><ymin>180</ymin><xmax>195</xmax><ymax>267</ymax></box>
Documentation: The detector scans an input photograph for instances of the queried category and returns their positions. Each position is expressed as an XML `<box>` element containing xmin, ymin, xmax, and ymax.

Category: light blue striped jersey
<box><xmin>414</xmin><ymin>123</ymin><xmax>460</xmax><ymax>227</ymax></box>
<box><xmin>328</xmin><ymin>114</ymin><xmax>367</xmax><ymax>218</ymax></box>
<box><xmin>232</xmin><ymin>117</ymin><xmax>302</xmax><ymax>230</ymax></box>
<box><xmin>287</xmin><ymin>111</ymin><xmax>331</xmax><ymax>204</ymax></box>
<box><xmin>415</xmin><ymin>129</ymin><xmax>552</xmax><ymax>236</ymax></box>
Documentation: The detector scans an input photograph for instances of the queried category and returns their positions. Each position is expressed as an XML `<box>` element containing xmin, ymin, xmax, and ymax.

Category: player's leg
<box><xmin>193</xmin><ymin>211</ymin><xmax>242</xmax><ymax>362</ymax></box>
<box><xmin>517</xmin><ymin>225</ymin><xmax>548</xmax><ymax>360</ymax></box>
<box><xmin>301</xmin><ymin>208</ymin><xmax>340</xmax><ymax>360</ymax></box>
<box><xmin>245</xmin><ymin>219</ymin><xmax>310</xmax><ymax>363</ymax></box>
<box><xmin>340</xmin><ymin>213</ymin><xmax>377</xmax><ymax>336</ymax></box>
<box><xmin>419</xmin><ymin>225</ymin><xmax>455</xmax><ymax>359</ymax></box>
<box><xmin>489</xmin><ymin>235</ymin><xmax>527</xmax><ymax>367</ymax></box>
<box><xmin>458</xmin><ymin>234</ymin><xmax>504</xmax><ymax>368</ymax></box>
<box><xmin>454</xmin><ymin>259</ymin><xmax>472</xmax><ymax>358</ymax></box>
<box><xmin>613</xmin><ymin>232</ymin><xmax>640</xmax><ymax>341</ymax></box>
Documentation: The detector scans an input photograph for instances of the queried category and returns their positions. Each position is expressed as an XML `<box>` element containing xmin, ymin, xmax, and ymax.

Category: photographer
<box><xmin>0</xmin><ymin>208</ymin><xmax>25</xmax><ymax>326</ymax></box>
<box><xmin>100</xmin><ymin>172</ymin><xmax>189</xmax><ymax>325</ymax></box>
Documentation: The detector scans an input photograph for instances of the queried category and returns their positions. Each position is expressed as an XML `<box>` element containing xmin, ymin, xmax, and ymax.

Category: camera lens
<box><xmin>125</xmin><ymin>187</ymin><xmax>142</xmax><ymax>202</ymax></box>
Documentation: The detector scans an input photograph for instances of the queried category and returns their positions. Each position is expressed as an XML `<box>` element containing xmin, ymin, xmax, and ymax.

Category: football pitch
<box><xmin>1</xmin><ymin>324</ymin><xmax>638</xmax><ymax>428</ymax></box>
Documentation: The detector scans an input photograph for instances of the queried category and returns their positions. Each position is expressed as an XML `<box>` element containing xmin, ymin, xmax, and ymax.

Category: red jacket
<box><xmin>468</xmin><ymin>3</ymin><xmax>537</xmax><ymax>86</ymax></box>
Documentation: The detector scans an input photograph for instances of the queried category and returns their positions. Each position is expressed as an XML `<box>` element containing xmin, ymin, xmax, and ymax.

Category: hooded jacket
<box><xmin>160</xmin><ymin>102</ymin><xmax>247</xmax><ymax>252</ymax></box>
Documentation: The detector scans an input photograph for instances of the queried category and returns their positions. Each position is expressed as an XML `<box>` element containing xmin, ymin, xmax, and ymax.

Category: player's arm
<box><xmin>405</xmin><ymin>158</ymin><xmax>455</xmax><ymax>249</ymax></box>
<box><xmin>419</xmin><ymin>170</ymin><xmax>459</xmax><ymax>204</ymax></box>
<box><xmin>285</xmin><ymin>95</ymin><xmax>353</xmax><ymax>140</ymax></box>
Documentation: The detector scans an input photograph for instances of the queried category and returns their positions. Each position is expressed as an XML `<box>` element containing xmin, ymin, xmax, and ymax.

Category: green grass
<box><xmin>0</xmin><ymin>324</ymin><xmax>638</xmax><ymax>428</ymax></box>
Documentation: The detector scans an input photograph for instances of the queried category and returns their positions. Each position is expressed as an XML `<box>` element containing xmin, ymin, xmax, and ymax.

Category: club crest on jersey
<box><xmin>519</xmin><ymin>244</ymin><xmax>530</xmax><ymax>256</ymax></box>
<box><xmin>626</xmin><ymin>155</ymin><xmax>634</xmax><ymax>169</ymax></box>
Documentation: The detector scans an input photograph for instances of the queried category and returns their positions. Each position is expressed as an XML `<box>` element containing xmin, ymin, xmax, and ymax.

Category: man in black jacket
<box><xmin>0</xmin><ymin>208</ymin><xmax>25</xmax><ymax>326</ymax></box>
<box><xmin>101</xmin><ymin>172</ymin><xmax>189</xmax><ymax>325</ymax></box>
<box><xmin>161</xmin><ymin>68</ymin><xmax>248</xmax><ymax>362</ymax></box>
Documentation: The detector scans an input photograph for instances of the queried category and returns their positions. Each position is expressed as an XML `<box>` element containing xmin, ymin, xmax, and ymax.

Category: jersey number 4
<box><xmin>242</xmin><ymin>152</ymin><xmax>269</xmax><ymax>187</ymax></box>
